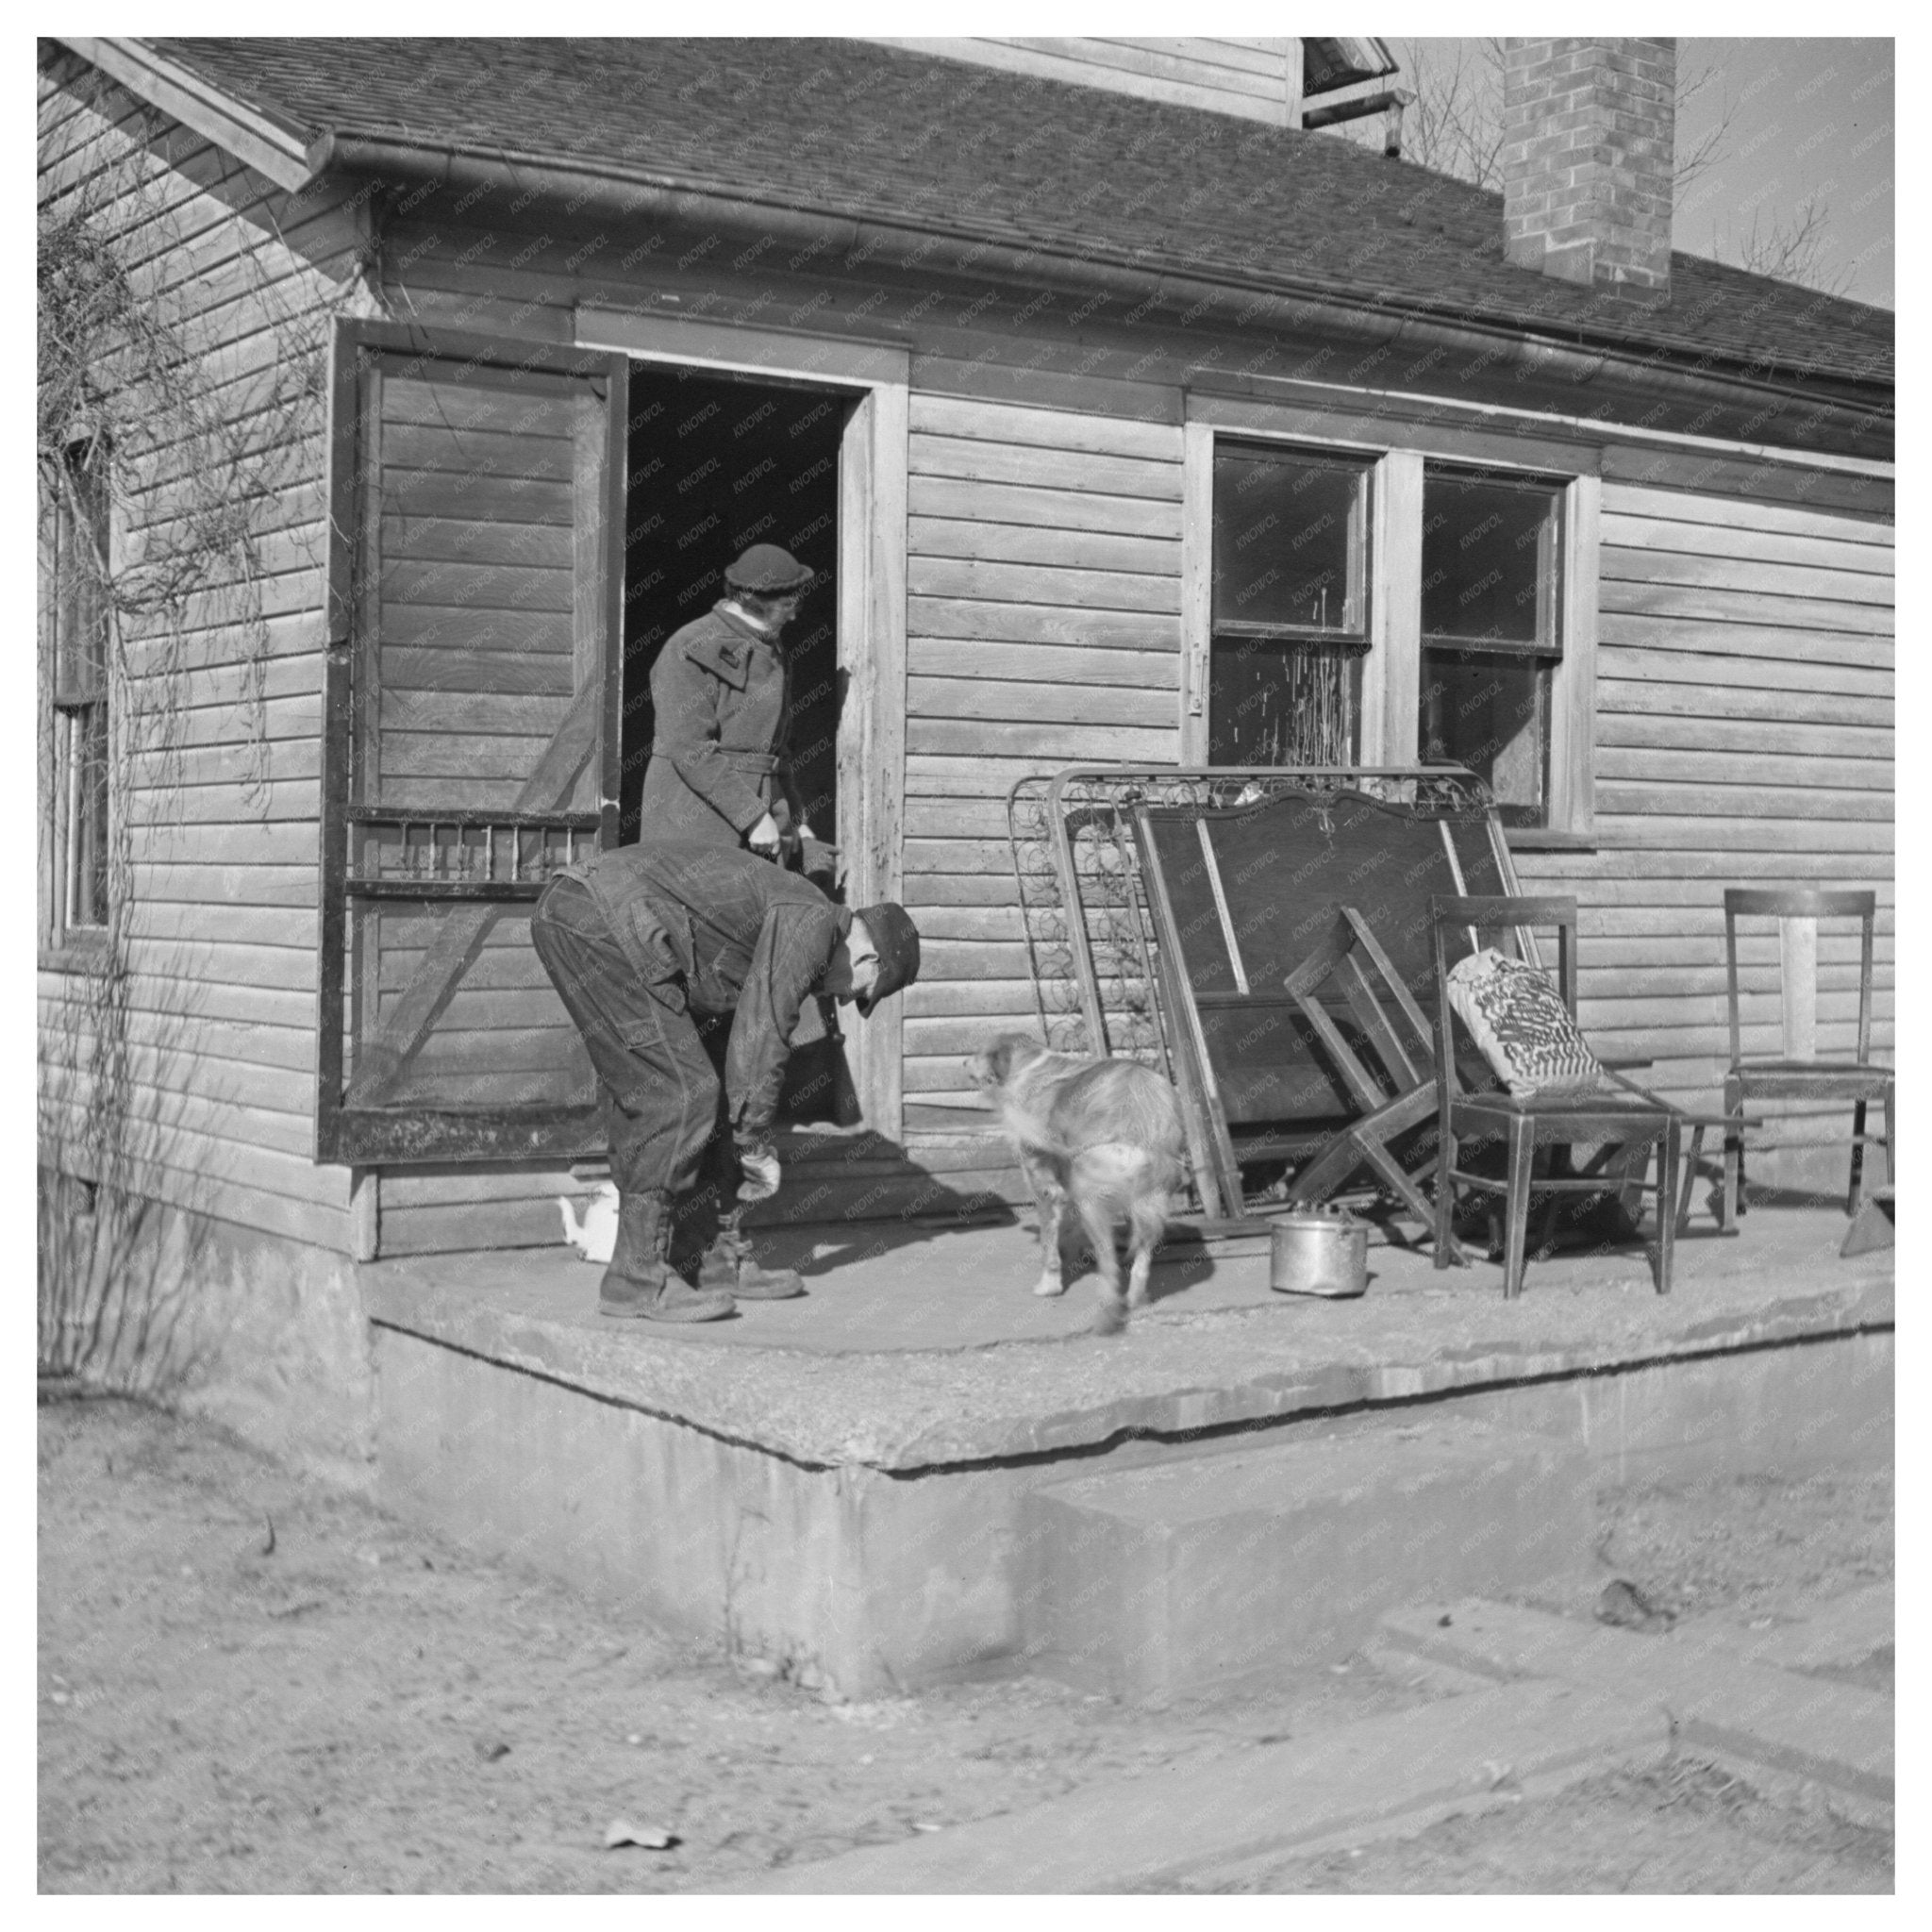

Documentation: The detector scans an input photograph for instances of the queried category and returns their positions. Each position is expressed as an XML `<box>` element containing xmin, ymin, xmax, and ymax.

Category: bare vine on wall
<box><xmin>37</xmin><ymin>64</ymin><xmax>356</xmax><ymax>1380</ymax></box>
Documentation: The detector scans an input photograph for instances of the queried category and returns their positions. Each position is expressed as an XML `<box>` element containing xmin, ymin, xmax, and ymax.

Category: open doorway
<box><xmin>619</xmin><ymin>368</ymin><xmax>848</xmax><ymax>847</ymax></box>
<box><xmin>620</xmin><ymin>366</ymin><xmax>855</xmax><ymax>1124</ymax></box>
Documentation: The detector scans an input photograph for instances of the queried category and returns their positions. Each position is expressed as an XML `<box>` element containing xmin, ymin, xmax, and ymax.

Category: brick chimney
<box><xmin>1502</xmin><ymin>39</ymin><xmax>1675</xmax><ymax>299</ymax></box>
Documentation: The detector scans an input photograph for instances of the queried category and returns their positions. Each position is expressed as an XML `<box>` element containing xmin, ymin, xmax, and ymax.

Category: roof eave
<box><xmin>56</xmin><ymin>35</ymin><xmax>315</xmax><ymax>192</ymax></box>
<box><xmin>308</xmin><ymin>130</ymin><xmax>1891</xmax><ymax>426</ymax></box>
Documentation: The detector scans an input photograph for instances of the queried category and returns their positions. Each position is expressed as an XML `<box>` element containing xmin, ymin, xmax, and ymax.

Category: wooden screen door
<box><xmin>317</xmin><ymin>322</ymin><xmax>628</xmax><ymax>1163</ymax></box>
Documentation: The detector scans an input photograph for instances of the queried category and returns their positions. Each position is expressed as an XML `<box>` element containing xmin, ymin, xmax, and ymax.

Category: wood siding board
<box><xmin>905</xmin><ymin>762</ymin><xmax>1064</xmax><ymax>799</ymax></box>
<box><xmin>906</xmin><ymin>801</ymin><xmax>1016</xmax><ymax>839</ymax></box>
<box><xmin>1598</xmin><ymin>681</ymin><xmax>1890</xmax><ymax>729</ymax></box>
<box><xmin>1597</xmin><ymin>455</ymin><xmax>1893</xmax><ymax>523</ymax></box>
<box><xmin>906</xmin><ymin>719</ymin><xmax>1178</xmax><ymax>760</ymax></box>
<box><xmin>375</xmin><ymin>608</ymin><xmax>576</xmax><ymax>654</ymax></box>
<box><xmin>1597</xmin><ymin>784</ymin><xmax>1890</xmax><ymax>820</ymax></box>
<box><xmin>1600</xmin><ymin>482</ymin><xmax>1893</xmax><ymax>545</ymax></box>
<box><xmin>909</xmin><ymin>434</ymin><xmax>1184</xmax><ymax>499</ymax></box>
<box><xmin>903</xmin><ymin>836</ymin><xmax>1023</xmax><ymax>875</ymax></box>
<box><xmin>1590</xmin><ymin>819</ymin><xmax>1890</xmax><ymax>852</ymax></box>
<box><xmin>873</xmin><ymin>37</ymin><xmax>1291</xmax><ymax>122</ymax></box>
<box><xmin>900</xmin><ymin>878</ymin><xmax>1019</xmax><ymax>912</ymax></box>
<box><xmin>908</xmin><ymin>640</ymin><xmax>1178</xmax><ymax>688</ymax></box>
<box><xmin>1597</xmin><ymin>582</ymin><xmax>1892</xmax><ymax>637</ymax></box>
<box><xmin>1596</xmin><ymin>619</ymin><xmax>1892</xmax><ymax>670</ymax></box>
<box><xmin>907</xmin><ymin>676</ymin><xmax>1174</xmax><ymax>727</ymax></box>
<box><xmin>377</xmin><ymin>471</ymin><xmax>575</xmax><ymax>525</ymax></box>
<box><xmin>382</xmin><ymin>515</ymin><xmax>575</xmax><ymax>569</ymax></box>
<box><xmin>379</xmin><ymin>559</ymin><xmax>576</xmax><ymax>614</ymax></box>
<box><xmin>908</xmin><ymin>515</ymin><xmax>1182</xmax><ymax>575</ymax></box>
<box><xmin>907</xmin><ymin>557</ymin><xmax>1182</xmax><ymax>613</ymax></box>
<box><xmin>1598</xmin><ymin>749</ymin><xmax>1892</xmax><ymax>790</ymax></box>
<box><xmin>1598</xmin><ymin>547</ymin><xmax>1895</xmax><ymax>607</ymax></box>
<box><xmin>1022</xmin><ymin>37</ymin><xmax>1285</xmax><ymax>93</ymax></box>
<box><xmin>908</xmin><ymin>394</ymin><xmax>1185</xmax><ymax>462</ymax></box>
<box><xmin>123</xmin><ymin>785</ymin><xmax>322</xmax><ymax>833</ymax></box>
<box><xmin>910</xmin><ymin>597</ymin><xmax>1179</xmax><ymax>650</ymax></box>
<box><xmin>908</xmin><ymin>356</ymin><xmax>1184</xmax><ymax>426</ymax></box>
<box><xmin>1601</xmin><ymin>514</ymin><xmax>1895</xmax><ymax>575</ymax></box>
<box><xmin>901</xmin><ymin>982</ymin><xmax>1041</xmax><ymax>1018</ymax></box>
<box><xmin>908</xmin><ymin>476</ymin><xmax>1184</xmax><ymax>539</ymax></box>
<box><xmin>382</xmin><ymin>648</ymin><xmax>575</xmax><ymax>697</ymax></box>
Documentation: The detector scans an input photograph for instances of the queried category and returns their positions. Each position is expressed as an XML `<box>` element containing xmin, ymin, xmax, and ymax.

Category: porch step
<box><xmin>1019</xmin><ymin>1413</ymin><xmax>1592</xmax><ymax>1699</ymax></box>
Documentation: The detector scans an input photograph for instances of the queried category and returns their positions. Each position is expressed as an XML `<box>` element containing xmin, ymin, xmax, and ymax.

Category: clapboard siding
<box><xmin>1516</xmin><ymin>475</ymin><xmax>1893</xmax><ymax>1147</ymax></box>
<box><xmin>38</xmin><ymin>63</ymin><xmax>355</xmax><ymax>1245</ymax></box>
<box><xmin>901</xmin><ymin>394</ymin><xmax>1184</xmax><ymax>1107</ymax></box>
<box><xmin>868</xmin><ymin>37</ymin><xmax>1296</xmax><ymax>124</ymax></box>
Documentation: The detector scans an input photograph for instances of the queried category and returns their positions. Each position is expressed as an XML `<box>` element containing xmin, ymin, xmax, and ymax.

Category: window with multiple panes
<box><xmin>1203</xmin><ymin>433</ymin><xmax>1586</xmax><ymax>833</ymax></box>
<box><xmin>1208</xmin><ymin>445</ymin><xmax>1372</xmax><ymax>766</ymax></box>
<box><xmin>1419</xmin><ymin>467</ymin><xmax>1565</xmax><ymax>827</ymax></box>
<box><xmin>41</xmin><ymin>438</ymin><xmax>111</xmax><ymax>953</ymax></box>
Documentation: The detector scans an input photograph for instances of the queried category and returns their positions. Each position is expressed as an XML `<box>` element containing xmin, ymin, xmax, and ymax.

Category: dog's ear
<box><xmin>984</xmin><ymin>1038</ymin><xmax>1015</xmax><ymax>1085</ymax></box>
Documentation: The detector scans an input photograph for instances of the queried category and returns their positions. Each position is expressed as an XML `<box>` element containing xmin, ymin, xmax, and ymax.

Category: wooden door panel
<box><xmin>317</xmin><ymin>323</ymin><xmax>627</xmax><ymax>1165</ymax></box>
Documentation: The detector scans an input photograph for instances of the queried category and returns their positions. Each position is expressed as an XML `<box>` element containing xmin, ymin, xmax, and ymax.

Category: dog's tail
<box><xmin>1069</xmin><ymin>1141</ymin><xmax>1184</xmax><ymax>1240</ymax></box>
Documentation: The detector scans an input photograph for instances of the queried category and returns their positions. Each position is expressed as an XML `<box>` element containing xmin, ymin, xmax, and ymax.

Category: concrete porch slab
<box><xmin>362</xmin><ymin>1208</ymin><xmax>1891</xmax><ymax>1472</ymax></box>
<box><xmin>362</xmin><ymin>1208</ymin><xmax>1891</xmax><ymax>1695</ymax></box>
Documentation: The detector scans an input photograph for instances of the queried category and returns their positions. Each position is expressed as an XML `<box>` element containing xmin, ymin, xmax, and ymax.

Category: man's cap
<box><xmin>852</xmin><ymin>903</ymin><xmax>920</xmax><ymax>1018</ymax></box>
<box><xmin>724</xmin><ymin>543</ymin><xmax>814</xmax><ymax>594</ymax></box>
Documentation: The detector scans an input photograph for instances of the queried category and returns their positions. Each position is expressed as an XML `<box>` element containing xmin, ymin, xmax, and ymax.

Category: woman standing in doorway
<box><xmin>638</xmin><ymin>542</ymin><xmax>820</xmax><ymax>857</ymax></box>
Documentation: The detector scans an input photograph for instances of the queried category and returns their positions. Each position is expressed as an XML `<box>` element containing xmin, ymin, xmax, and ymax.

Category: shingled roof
<box><xmin>145</xmin><ymin>36</ymin><xmax>1892</xmax><ymax>394</ymax></box>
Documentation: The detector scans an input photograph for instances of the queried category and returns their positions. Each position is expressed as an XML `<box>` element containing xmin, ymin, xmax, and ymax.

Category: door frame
<box><xmin>575</xmin><ymin>306</ymin><xmax>911</xmax><ymax>1139</ymax></box>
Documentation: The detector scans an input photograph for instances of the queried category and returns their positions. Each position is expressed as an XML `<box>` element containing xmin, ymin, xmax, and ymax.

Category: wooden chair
<box><xmin>1722</xmin><ymin>888</ymin><xmax>1892</xmax><ymax>1224</ymax></box>
<box><xmin>1429</xmin><ymin>895</ymin><xmax>1684</xmax><ymax>1300</ymax></box>
<box><xmin>1280</xmin><ymin>906</ymin><xmax>1456</xmax><ymax>1254</ymax></box>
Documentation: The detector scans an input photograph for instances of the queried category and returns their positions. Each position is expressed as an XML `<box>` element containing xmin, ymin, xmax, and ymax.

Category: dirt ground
<box><xmin>39</xmin><ymin>1393</ymin><xmax>1892</xmax><ymax>1895</ymax></box>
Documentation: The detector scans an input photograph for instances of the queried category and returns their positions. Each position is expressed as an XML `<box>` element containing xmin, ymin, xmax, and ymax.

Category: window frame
<box><xmin>1204</xmin><ymin>440</ymin><xmax>1375</xmax><ymax>768</ymax></box>
<box><xmin>1182</xmin><ymin>408</ymin><xmax>1599</xmax><ymax>844</ymax></box>
<box><xmin>1417</xmin><ymin>461</ymin><xmax>1569</xmax><ymax>828</ymax></box>
<box><xmin>39</xmin><ymin>436</ymin><xmax>114</xmax><ymax>969</ymax></box>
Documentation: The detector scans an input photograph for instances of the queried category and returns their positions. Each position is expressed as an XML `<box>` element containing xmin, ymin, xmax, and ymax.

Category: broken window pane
<box><xmin>1210</xmin><ymin>640</ymin><xmax>1362</xmax><ymax>766</ymax></box>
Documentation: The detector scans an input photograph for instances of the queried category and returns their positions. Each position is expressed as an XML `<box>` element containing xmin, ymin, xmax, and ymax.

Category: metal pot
<box><xmin>1269</xmin><ymin>1205</ymin><xmax>1369</xmax><ymax>1298</ymax></box>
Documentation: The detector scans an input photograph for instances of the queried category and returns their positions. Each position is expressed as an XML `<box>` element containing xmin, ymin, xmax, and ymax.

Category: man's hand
<box><xmin>736</xmin><ymin>1141</ymin><xmax>781</xmax><ymax>1203</ymax></box>
<box><xmin>747</xmin><ymin>811</ymin><xmax>782</xmax><ymax>856</ymax></box>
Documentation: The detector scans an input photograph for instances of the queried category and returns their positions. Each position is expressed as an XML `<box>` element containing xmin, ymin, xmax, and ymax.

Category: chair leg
<box><xmin>1654</xmin><ymin>1120</ymin><xmax>1680</xmax><ymax>1296</ymax></box>
<box><xmin>1434</xmin><ymin>1124</ymin><xmax>1457</xmax><ymax>1272</ymax></box>
<box><xmin>1848</xmin><ymin>1100</ymin><xmax>1868</xmax><ymax>1216</ymax></box>
<box><xmin>1884</xmin><ymin>1077</ymin><xmax>1895</xmax><ymax>1187</ymax></box>
<box><xmin>1721</xmin><ymin>1075</ymin><xmax>1745</xmax><ymax>1228</ymax></box>
<box><xmin>1676</xmin><ymin>1123</ymin><xmax>1706</xmax><ymax>1239</ymax></box>
<box><xmin>1502</xmin><ymin>1117</ymin><xmax>1534</xmax><ymax>1301</ymax></box>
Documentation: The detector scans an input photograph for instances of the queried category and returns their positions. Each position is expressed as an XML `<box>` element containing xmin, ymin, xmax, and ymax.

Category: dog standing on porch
<box><xmin>968</xmin><ymin>1034</ymin><xmax>1187</xmax><ymax>1335</ymax></box>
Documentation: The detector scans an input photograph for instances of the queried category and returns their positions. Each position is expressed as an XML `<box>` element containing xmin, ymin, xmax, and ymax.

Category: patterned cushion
<box><xmin>1446</xmin><ymin>947</ymin><xmax>1603</xmax><ymax>1099</ymax></box>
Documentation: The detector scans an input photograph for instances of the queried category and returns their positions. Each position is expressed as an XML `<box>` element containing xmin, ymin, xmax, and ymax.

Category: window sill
<box><xmin>39</xmin><ymin>934</ymin><xmax>110</xmax><ymax>974</ymax></box>
<box><xmin>1504</xmin><ymin>828</ymin><xmax>1598</xmax><ymax>854</ymax></box>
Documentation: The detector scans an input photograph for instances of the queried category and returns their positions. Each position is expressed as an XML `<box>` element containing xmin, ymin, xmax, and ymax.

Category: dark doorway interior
<box><xmin>620</xmin><ymin>369</ymin><xmax>848</xmax><ymax>848</ymax></box>
<box><xmin>620</xmin><ymin>368</ymin><xmax>855</xmax><ymax>1126</ymax></box>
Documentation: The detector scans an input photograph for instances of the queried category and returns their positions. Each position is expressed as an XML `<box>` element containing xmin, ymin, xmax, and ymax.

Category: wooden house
<box><xmin>37</xmin><ymin>37</ymin><xmax>1891</xmax><ymax>1459</ymax></box>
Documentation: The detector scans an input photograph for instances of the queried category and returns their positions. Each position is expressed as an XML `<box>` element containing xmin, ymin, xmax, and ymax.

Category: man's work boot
<box><xmin>696</xmin><ymin>1221</ymin><xmax>805</xmax><ymax>1300</ymax></box>
<box><xmin>601</xmin><ymin>1191</ymin><xmax>736</xmax><ymax>1323</ymax></box>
